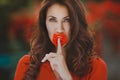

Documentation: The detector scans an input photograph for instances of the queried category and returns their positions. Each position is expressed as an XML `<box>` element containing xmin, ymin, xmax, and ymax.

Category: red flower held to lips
<box><xmin>52</xmin><ymin>33</ymin><xmax>68</xmax><ymax>47</ymax></box>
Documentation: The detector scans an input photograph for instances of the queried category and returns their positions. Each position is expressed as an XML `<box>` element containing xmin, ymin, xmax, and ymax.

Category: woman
<box><xmin>14</xmin><ymin>0</ymin><xmax>107</xmax><ymax>80</ymax></box>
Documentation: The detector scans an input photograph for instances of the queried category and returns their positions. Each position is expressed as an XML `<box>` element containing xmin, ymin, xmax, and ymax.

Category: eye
<box><xmin>64</xmin><ymin>17</ymin><xmax>70</xmax><ymax>22</ymax></box>
<box><xmin>49</xmin><ymin>18</ymin><xmax>57</xmax><ymax>22</ymax></box>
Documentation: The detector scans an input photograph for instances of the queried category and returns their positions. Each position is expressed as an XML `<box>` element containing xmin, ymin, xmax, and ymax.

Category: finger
<box><xmin>41</xmin><ymin>53</ymin><xmax>56</xmax><ymax>62</ymax></box>
<box><xmin>48</xmin><ymin>59</ymin><xmax>55</xmax><ymax>70</ymax></box>
<box><xmin>51</xmin><ymin>63</ymin><xmax>55</xmax><ymax>70</ymax></box>
<box><xmin>57</xmin><ymin>38</ymin><xmax>62</xmax><ymax>54</ymax></box>
<box><xmin>41</xmin><ymin>54</ymin><xmax>49</xmax><ymax>62</ymax></box>
<box><xmin>48</xmin><ymin>56</ymin><xmax>58</xmax><ymax>71</ymax></box>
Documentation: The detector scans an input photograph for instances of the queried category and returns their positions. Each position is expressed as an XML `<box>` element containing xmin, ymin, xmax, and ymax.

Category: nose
<box><xmin>56</xmin><ymin>22</ymin><xmax>64</xmax><ymax>33</ymax></box>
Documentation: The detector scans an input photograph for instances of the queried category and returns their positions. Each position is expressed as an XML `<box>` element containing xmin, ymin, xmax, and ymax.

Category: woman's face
<box><xmin>46</xmin><ymin>3</ymin><xmax>71</xmax><ymax>46</ymax></box>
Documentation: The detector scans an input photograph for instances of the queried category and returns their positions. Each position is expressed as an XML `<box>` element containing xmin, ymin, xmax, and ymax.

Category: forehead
<box><xmin>46</xmin><ymin>3</ymin><xmax>69</xmax><ymax>17</ymax></box>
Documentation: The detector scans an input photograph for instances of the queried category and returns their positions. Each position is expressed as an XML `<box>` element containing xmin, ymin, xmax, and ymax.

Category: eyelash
<box><xmin>49</xmin><ymin>18</ymin><xmax>56</xmax><ymax>22</ymax></box>
<box><xmin>64</xmin><ymin>18</ymin><xmax>70</xmax><ymax>22</ymax></box>
<box><xmin>48</xmin><ymin>18</ymin><xmax>70</xmax><ymax>22</ymax></box>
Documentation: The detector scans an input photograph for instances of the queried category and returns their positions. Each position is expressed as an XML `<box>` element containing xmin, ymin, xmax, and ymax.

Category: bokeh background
<box><xmin>0</xmin><ymin>0</ymin><xmax>120</xmax><ymax>80</ymax></box>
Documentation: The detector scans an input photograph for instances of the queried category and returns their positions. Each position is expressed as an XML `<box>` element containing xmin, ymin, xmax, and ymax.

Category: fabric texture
<box><xmin>14</xmin><ymin>55</ymin><xmax>107</xmax><ymax>80</ymax></box>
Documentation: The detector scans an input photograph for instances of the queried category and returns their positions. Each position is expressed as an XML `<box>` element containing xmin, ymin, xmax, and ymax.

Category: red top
<box><xmin>14</xmin><ymin>55</ymin><xmax>107</xmax><ymax>80</ymax></box>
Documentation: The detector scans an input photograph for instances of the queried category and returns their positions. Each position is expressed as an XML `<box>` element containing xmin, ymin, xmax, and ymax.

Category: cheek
<box><xmin>47</xmin><ymin>28</ymin><xmax>54</xmax><ymax>41</ymax></box>
<box><xmin>64</xmin><ymin>24</ymin><xmax>71</xmax><ymax>39</ymax></box>
<box><xmin>46</xmin><ymin>23</ymin><xmax>53</xmax><ymax>39</ymax></box>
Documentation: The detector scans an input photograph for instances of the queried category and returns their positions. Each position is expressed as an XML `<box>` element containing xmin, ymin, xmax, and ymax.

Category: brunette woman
<box><xmin>14</xmin><ymin>0</ymin><xmax>107</xmax><ymax>80</ymax></box>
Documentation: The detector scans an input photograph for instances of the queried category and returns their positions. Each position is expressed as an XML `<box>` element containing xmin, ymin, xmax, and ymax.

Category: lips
<box><xmin>52</xmin><ymin>33</ymin><xmax>68</xmax><ymax>47</ymax></box>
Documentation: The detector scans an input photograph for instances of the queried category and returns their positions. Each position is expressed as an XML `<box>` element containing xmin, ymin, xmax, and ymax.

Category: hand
<box><xmin>41</xmin><ymin>38</ymin><xmax>72</xmax><ymax>80</ymax></box>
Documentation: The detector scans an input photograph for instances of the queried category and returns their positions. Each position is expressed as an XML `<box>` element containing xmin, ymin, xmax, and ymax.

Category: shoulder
<box><xmin>92</xmin><ymin>57</ymin><xmax>107</xmax><ymax>68</ymax></box>
<box><xmin>89</xmin><ymin>57</ymin><xmax>107</xmax><ymax>80</ymax></box>
<box><xmin>18</xmin><ymin>55</ymin><xmax>30</xmax><ymax>65</ymax></box>
<box><xmin>14</xmin><ymin>55</ymin><xmax>31</xmax><ymax>80</ymax></box>
<box><xmin>16</xmin><ymin>54</ymin><xmax>31</xmax><ymax>70</ymax></box>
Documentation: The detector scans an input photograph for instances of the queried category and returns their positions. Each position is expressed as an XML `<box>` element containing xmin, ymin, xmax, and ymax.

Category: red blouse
<box><xmin>14</xmin><ymin>55</ymin><xmax>107</xmax><ymax>80</ymax></box>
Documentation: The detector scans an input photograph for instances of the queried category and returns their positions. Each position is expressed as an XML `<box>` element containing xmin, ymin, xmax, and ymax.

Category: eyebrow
<box><xmin>63</xmin><ymin>16</ymin><xmax>70</xmax><ymax>19</ymax></box>
<box><xmin>47</xmin><ymin>16</ymin><xmax>56</xmax><ymax>18</ymax></box>
<box><xmin>47</xmin><ymin>16</ymin><xmax>70</xmax><ymax>19</ymax></box>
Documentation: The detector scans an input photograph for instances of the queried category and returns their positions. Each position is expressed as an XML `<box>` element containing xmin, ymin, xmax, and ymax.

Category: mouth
<box><xmin>52</xmin><ymin>33</ymin><xmax>68</xmax><ymax>47</ymax></box>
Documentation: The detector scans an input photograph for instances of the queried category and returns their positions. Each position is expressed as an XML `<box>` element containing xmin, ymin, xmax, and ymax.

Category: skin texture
<box><xmin>46</xmin><ymin>3</ymin><xmax>70</xmax><ymax>46</ymax></box>
<box><xmin>42</xmin><ymin>3</ymin><xmax>72</xmax><ymax>80</ymax></box>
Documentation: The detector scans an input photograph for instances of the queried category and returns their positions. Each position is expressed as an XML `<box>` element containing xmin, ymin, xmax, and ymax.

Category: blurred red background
<box><xmin>0</xmin><ymin>0</ymin><xmax>120</xmax><ymax>80</ymax></box>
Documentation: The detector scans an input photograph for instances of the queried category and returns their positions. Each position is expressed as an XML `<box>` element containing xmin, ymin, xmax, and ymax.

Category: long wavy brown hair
<box><xmin>23</xmin><ymin>0</ymin><xmax>95</xmax><ymax>80</ymax></box>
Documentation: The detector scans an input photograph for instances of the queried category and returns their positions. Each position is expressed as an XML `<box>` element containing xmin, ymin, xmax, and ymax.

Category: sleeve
<box><xmin>14</xmin><ymin>55</ymin><xmax>30</xmax><ymax>80</ymax></box>
<box><xmin>89</xmin><ymin>57</ymin><xmax>108</xmax><ymax>80</ymax></box>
